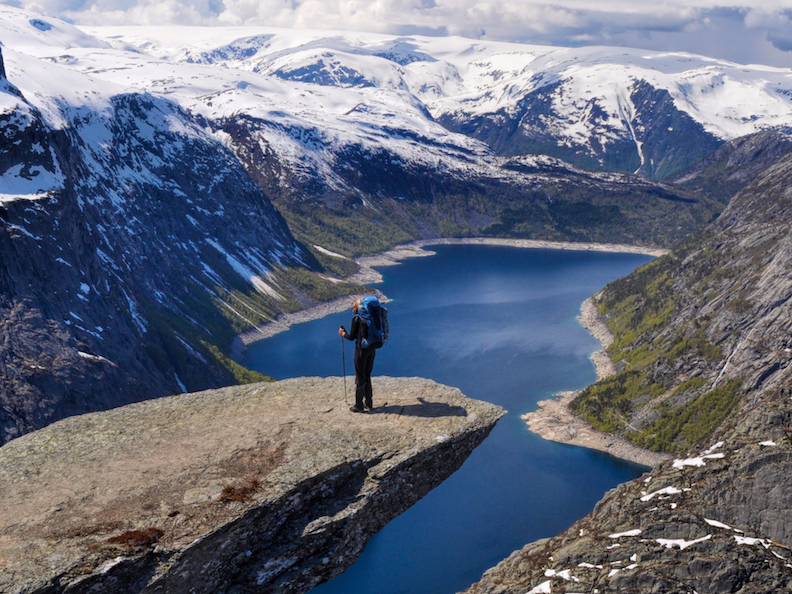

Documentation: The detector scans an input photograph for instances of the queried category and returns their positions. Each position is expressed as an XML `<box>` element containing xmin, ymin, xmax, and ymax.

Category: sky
<box><xmin>3</xmin><ymin>0</ymin><xmax>792</xmax><ymax>67</ymax></box>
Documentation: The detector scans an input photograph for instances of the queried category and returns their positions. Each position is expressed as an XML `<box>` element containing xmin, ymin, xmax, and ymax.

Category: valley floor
<box><xmin>234</xmin><ymin>237</ymin><xmax>669</xmax><ymax>467</ymax></box>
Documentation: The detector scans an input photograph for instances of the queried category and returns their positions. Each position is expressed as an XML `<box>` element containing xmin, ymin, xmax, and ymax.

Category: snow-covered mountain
<box><xmin>68</xmin><ymin>18</ymin><xmax>792</xmax><ymax>249</ymax></box>
<box><xmin>0</xmin><ymin>7</ymin><xmax>320</xmax><ymax>441</ymax></box>
<box><xmin>78</xmin><ymin>22</ymin><xmax>792</xmax><ymax>180</ymax></box>
<box><xmin>0</xmin><ymin>4</ymin><xmax>789</xmax><ymax>439</ymax></box>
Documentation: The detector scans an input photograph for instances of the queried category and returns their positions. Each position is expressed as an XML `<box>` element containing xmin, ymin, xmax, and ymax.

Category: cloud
<box><xmin>5</xmin><ymin>0</ymin><xmax>792</xmax><ymax>66</ymax></box>
<box><xmin>745</xmin><ymin>7</ymin><xmax>792</xmax><ymax>52</ymax></box>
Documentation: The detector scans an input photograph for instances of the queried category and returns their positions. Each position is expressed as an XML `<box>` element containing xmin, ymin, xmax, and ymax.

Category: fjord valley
<box><xmin>2</xmin><ymin>3</ymin><xmax>792</xmax><ymax>592</ymax></box>
<box><xmin>466</xmin><ymin>129</ymin><xmax>792</xmax><ymax>594</ymax></box>
<box><xmin>2</xmin><ymin>6</ymin><xmax>791</xmax><ymax>439</ymax></box>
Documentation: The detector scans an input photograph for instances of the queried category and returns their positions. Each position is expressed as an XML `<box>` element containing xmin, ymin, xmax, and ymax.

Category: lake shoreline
<box><xmin>232</xmin><ymin>237</ymin><xmax>667</xmax><ymax>356</ymax></box>
<box><xmin>521</xmin><ymin>297</ymin><xmax>672</xmax><ymax>468</ymax></box>
<box><xmin>233</xmin><ymin>237</ymin><xmax>671</xmax><ymax>468</ymax></box>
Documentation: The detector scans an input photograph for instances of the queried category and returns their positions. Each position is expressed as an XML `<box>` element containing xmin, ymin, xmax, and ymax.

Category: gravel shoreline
<box><xmin>521</xmin><ymin>296</ymin><xmax>672</xmax><ymax>468</ymax></box>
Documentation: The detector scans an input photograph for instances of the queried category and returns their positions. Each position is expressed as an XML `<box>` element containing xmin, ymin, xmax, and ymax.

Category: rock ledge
<box><xmin>0</xmin><ymin>376</ymin><xmax>504</xmax><ymax>594</ymax></box>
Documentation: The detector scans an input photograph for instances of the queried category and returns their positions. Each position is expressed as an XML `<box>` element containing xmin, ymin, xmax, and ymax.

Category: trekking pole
<box><xmin>341</xmin><ymin>335</ymin><xmax>348</xmax><ymax>405</ymax></box>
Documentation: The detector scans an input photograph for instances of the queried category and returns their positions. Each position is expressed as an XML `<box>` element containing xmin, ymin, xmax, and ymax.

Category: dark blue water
<box><xmin>243</xmin><ymin>244</ymin><xmax>652</xmax><ymax>594</ymax></box>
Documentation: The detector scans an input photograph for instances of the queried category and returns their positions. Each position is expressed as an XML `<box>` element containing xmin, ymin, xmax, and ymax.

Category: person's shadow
<box><xmin>373</xmin><ymin>398</ymin><xmax>467</xmax><ymax>417</ymax></box>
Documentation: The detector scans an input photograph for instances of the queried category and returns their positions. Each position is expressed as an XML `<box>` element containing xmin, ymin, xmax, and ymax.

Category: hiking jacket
<box><xmin>343</xmin><ymin>315</ymin><xmax>371</xmax><ymax>351</ymax></box>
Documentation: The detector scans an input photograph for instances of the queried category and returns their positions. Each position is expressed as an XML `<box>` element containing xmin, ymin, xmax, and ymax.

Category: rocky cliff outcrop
<box><xmin>461</xmin><ymin>122</ymin><xmax>792</xmax><ymax>594</ymax></box>
<box><xmin>463</xmin><ymin>388</ymin><xmax>792</xmax><ymax>594</ymax></box>
<box><xmin>0</xmin><ymin>85</ymin><xmax>312</xmax><ymax>442</ymax></box>
<box><xmin>670</xmin><ymin>130</ymin><xmax>792</xmax><ymax>204</ymax></box>
<box><xmin>0</xmin><ymin>376</ymin><xmax>504</xmax><ymax>594</ymax></box>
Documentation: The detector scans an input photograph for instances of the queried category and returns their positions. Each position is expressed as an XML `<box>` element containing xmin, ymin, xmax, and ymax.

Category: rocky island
<box><xmin>0</xmin><ymin>376</ymin><xmax>504</xmax><ymax>593</ymax></box>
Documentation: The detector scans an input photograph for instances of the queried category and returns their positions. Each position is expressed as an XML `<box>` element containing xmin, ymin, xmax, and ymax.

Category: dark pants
<box><xmin>354</xmin><ymin>346</ymin><xmax>376</xmax><ymax>408</ymax></box>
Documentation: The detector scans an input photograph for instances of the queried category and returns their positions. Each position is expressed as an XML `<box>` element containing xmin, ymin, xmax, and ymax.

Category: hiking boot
<box><xmin>349</xmin><ymin>405</ymin><xmax>365</xmax><ymax>413</ymax></box>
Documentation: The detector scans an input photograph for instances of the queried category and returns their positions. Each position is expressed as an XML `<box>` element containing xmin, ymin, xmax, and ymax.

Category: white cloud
<box><xmin>4</xmin><ymin>0</ymin><xmax>792</xmax><ymax>66</ymax></box>
<box><xmin>744</xmin><ymin>7</ymin><xmax>792</xmax><ymax>52</ymax></box>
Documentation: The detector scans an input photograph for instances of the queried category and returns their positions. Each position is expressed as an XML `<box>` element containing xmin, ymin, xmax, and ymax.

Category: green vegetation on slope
<box><xmin>570</xmin><ymin>236</ymin><xmax>746</xmax><ymax>454</ymax></box>
<box><xmin>627</xmin><ymin>379</ymin><xmax>743</xmax><ymax>452</ymax></box>
<box><xmin>142</xmin><ymin>255</ymin><xmax>368</xmax><ymax>392</ymax></box>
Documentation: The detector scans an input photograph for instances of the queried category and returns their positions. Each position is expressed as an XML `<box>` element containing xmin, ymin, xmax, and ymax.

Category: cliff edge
<box><xmin>0</xmin><ymin>376</ymin><xmax>504</xmax><ymax>594</ymax></box>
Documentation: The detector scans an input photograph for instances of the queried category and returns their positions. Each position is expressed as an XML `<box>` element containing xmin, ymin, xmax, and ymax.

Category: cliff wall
<box><xmin>461</xmin><ymin>134</ymin><xmax>792</xmax><ymax>594</ymax></box>
<box><xmin>464</xmin><ymin>389</ymin><xmax>792</xmax><ymax>594</ymax></box>
<box><xmin>0</xmin><ymin>376</ymin><xmax>504</xmax><ymax>593</ymax></box>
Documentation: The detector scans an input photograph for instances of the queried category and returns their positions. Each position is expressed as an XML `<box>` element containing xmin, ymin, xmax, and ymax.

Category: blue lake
<box><xmin>243</xmin><ymin>244</ymin><xmax>652</xmax><ymax>594</ymax></box>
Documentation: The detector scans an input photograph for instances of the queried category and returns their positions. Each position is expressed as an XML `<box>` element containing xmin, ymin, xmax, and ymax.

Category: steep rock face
<box><xmin>567</xmin><ymin>146</ymin><xmax>792</xmax><ymax>454</ymax></box>
<box><xmin>438</xmin><ymin>79</ymin><xmax>723</xmax><ymax>179</ymax></box>
<box><xmin>0</xmin><ymin>376</ymin><xmax>504</xmax><ymax>594</ymax></box>
<box><xmin>671</xmin><ymin>130</ymin><xmax>792</xmax><ymax>204</ymax></box>
<box><xmin>463</xmin><ymin>389</ymin><xmax>792</xmax><ymax>594</ymax></box>
<box><xmin>0</xmin><ymin>55</ymin><xmax>324</xmax><ymax>443</ymax></box>
<box><xmin>462</xmin><ymin>124</ymin><xmax>792</xmax><ymax>594</ymax></box>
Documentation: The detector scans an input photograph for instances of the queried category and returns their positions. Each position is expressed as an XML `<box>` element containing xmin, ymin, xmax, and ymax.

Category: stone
<box><xmin>0</xmin><ymin>376</ymin><xmax>504</xmax><ymax>594</ymax></box>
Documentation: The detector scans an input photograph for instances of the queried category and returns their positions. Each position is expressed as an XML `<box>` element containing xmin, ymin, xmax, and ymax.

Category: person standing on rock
<box><xmin>339</xmin><ymin>297</ymin><xmax>384</xmax><ymax>413</ymax></box>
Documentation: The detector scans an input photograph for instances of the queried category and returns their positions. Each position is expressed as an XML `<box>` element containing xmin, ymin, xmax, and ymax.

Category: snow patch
<box><xmin>526</xmin><ymin>581</ymin><xmax>552</xmax><ymax>594</ymax></box>
<box><xmin>313</xmin><ymin>244</ymin><xmax>348</xmax><ymax>259</ymax></box>
<box><xmin>609</xmin><ymin>529</ymin><xmax>642</xmax><ymax>538</ymax></box>
<box><xmin>77</xmin><ymin>351</ymin><xmax>114</xmax><ymax>365</ymax></box>
<box><xmin>206</xmin><ymin>238</ymin><xmax>284</xmax><ymax>300</ymax></box>
<box><xmin>640</xmin><ymin>486</ymin><xmax>687</xmax><ymax>502</ymax></box>
<box><xmin>703</xmin><ymin>441</ymin><xmax>725</xmax><ymax>455</ymax></box>
<box><xmin>544</xmin><ymin>569</ymin><xmax>572</xmax><ymax>580</ymax></box>
<box><xmin>705</xmin><ymin>518</ymin><xmax>734</xmax><ymax>530</ymax></box>
<box><xmin>656</xmin><ymin>535</ymin><xmax>712</xmax><ymax>550</ymax></box>
<box><xmin>673</xmin><ymin>453</ymin><xmax>725</xmax><ymax>469</ymax></box>
<box><xmin>734</xmin><ymin>535</ymin><xmax>772</xmax><ymax>548</ymax></box>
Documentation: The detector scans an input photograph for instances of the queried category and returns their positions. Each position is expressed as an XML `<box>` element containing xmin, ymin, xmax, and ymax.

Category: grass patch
<box><xmin>278</xmin><ymin>266</ymin><xmax>366</xmax><ymax>302</ymax></box>
<box><xmin>200</xmin><ymin>342</ymin><xmax>272</xmax><ymax>384</ymax></box>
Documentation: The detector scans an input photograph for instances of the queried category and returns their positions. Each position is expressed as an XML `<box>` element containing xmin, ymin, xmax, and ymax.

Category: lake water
<box><xmin>243</xmin><ymin>244</ymin><xmax>652</xmax><ymax>594</ymax></box>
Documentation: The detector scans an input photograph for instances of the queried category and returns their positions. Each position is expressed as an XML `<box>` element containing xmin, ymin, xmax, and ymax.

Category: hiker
<box><xmin>339</xmin><ymin>297</ymin><xmax>385</xmax><ymax>413</ymax></box>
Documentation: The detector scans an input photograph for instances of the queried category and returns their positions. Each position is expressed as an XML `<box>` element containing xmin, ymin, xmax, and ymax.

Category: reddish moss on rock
<box><xmin>220</xmin><ymin>479</ymin><xmax>260</xmax><ymax>503</ymax></box>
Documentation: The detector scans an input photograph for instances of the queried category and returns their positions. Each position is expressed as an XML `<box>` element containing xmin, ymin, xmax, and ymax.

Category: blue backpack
<box><xmin>356</xmin><ymin>296</ymin><xmax>388</xmax><ymax>349</ymax></box>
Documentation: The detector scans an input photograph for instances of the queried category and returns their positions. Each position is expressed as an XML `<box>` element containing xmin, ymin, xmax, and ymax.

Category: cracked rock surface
<box><xmin>0</xmin><ymin>376</ymin><xmax>503</xmax><ymax>594</ymax></box>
